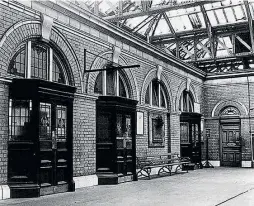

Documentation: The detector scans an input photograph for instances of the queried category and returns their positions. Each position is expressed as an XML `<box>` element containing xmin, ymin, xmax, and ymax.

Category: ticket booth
<box><xmin>96</xmin><ymin>96</ymin><xmax>138</xmax><ymax>184</ymax></box>
<box><xmin>180</xmin><ymin>112</ymin><xmax>202</xmax><ymax>168</ymax></box>
<box><xmin>8</xmin><ymin>78</ymin><xmax>76</xmax><ymax>198</ymax></box>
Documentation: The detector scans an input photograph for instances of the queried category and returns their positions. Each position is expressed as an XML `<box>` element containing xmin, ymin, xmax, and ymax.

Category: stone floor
<box><xmin>1</xmin><ymin>167</ymin><xmax>254</xmax><ymax>206</ymax></box>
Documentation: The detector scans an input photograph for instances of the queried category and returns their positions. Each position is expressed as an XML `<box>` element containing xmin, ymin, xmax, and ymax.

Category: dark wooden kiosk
<box><xmin>180</xmin><ymin>112</ymin><xmax>203</xmax><ymax>168</ymax></box>
<box><xmin>8</xmin><ymin>78</ymin><xmax>76</xmax><ymax>198</ymax></box>
<box><xmin>96</xmin><ymin>96</ymin><xmax>138</xmax><ymax>185</ymax></box>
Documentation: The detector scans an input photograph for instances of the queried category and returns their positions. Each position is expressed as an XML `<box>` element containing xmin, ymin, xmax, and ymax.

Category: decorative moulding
<box><xmin>41</xmin><ymin>14</ymin><xmax>54</xmax><ymax>41</ymax></box>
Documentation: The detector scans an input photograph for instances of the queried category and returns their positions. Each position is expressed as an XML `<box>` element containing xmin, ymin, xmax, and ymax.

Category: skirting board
<box><xmin>242</xmin><ymin>161</ymin><xmax>252</xmax><ymax>168</ymax></box>
<box><xmin>73</xmin><ymin>175</ymin><xmax>98</xmax><ymax>189</ymax></box>
<box><xmin>202</xmin><ymin>160</ymin><xmax>220</xmax><ymax>167</ymax></box>
<box><xmin>0</xmin><ymin>185</ymin><xmax>10</xmax><ymax>200</ymax></box>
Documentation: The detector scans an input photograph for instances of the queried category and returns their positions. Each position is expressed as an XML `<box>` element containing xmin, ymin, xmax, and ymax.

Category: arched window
<box><xmin>179</xmin><ymin>90</ymin><xmax>194</xmax><ymax>112</ymax></box>
<box><xmin>94</xmin><ymin>67</ymin><xmax>129</xmax><ymax>98</ymax></box>
<box><xmin>8</xmin><ymin>40</ymin><xmax>69</xmax><ymax>85</ymax></box>
<box><xmin>145</xmin><ymin>79</ymin><xmax>167</xmax><ymax>108</ymax></box>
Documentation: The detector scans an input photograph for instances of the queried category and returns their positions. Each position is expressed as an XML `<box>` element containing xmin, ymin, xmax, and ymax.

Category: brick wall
<box><xmin>204</xmin><ymin>79</ymin><xmax>254</xmax><ymax>162</ymax></box>
<box><xmin>0</xmin><ymin>1</ymin><xmax>205</xmax><ymax>184</ymax></box>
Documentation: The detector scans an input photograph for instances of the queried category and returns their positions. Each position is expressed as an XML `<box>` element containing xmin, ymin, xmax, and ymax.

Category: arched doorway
<box><xmin>179</xmin><ymin>89</ymin><xmax>202</xmax><ymax>167</ymax></box>
<box><xmin>220</xmin><ymin>106</ymin><xmax>241</xmax><ymax>167</ymax></box>
<box><xmin>94</xmin><ymin>64</ymin><xmax>138</xmax><ymax>184</ymax></box>
<box><xmin>7</xmin><ymin>40</ymin><xmax>76</xmax><ymax>197</ymax></box>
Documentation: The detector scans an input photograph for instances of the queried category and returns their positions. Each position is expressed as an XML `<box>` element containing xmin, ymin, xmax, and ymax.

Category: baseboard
<box><xmin>0</xmin><ymin>185</ymin><xmax>10</xmax><ymax>200</ymax></box>
<box><xmin>73</xmin><ymin>175</ymin><xmax>98</xmax><ymax>189</ymax></box>
<box><xmin>242</xmin><ymin>161</ymin><xmax>252</xmax><ymax>168</ymax></box>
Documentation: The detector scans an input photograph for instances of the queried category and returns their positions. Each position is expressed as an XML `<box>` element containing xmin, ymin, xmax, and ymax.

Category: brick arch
<box><xmin>0</xmin><ymin>20</ymin><xmax>81</xmax><ymax>91</ymax></box>
<box><xmin>140</xmin><ymin>68</ymin><xmax>173</xmax><ymax>111</ymax></box>
<box><xmin>50</xmin><ymin>28</ymin><xmax>82</xmax><ymax>91</ymax></box>
<box><xmin>85</xmin><ymin>50</ymin><xmax>138</xmax><ymax>100</ymax></box>
<box><xmin>212</xmin><ymin>100</ymin><xmax>248</xmax><ymax>117</ymax></box>
<box><xmin>175</xmin><ymin>80</ymin><xmax>198</xmax><ymax>112</ymax></box>
<box><xmin>0</xmin><ymin>20</ymin><xmax>41</xmax><ymax>76</ymax></box>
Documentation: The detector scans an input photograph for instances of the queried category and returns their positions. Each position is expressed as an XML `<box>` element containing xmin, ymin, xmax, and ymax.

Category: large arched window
<box><xmin>8</xmin><ymin>40</ymin><xmax>69</xmax><ymax>84</ymax></box>
<box><xmin>145</xmin><ymin>79</ymin><xmax>167</xmax><ymax>108</ymax></box>
<box><xmin>94</xmin><ymin>67</ymin><xmax>129</xmax><ymax>98</ymax></box>
<box><xmin>179</xmin><ymin>90</ymin><xmax>194</xmax><ymax>112</ymax></box>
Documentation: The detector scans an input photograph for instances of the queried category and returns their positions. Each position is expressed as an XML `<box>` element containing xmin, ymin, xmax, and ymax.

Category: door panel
<box><xmin>116</xmin><ymin>114</ymin><xmax>133</xmax><ymax>181</ymax></box>
<box><xmin>221</xmin><ymin>124</ymin><xmax>241</xmax><ymax>167</ymax></box>
<box><xmin>39</xmin><ymin>102</ymin><xmax>69</xmax><ymax>195</ymax></box>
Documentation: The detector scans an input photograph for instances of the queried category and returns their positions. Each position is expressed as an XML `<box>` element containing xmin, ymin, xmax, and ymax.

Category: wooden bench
<box><xmin>136</xmin><ymin>153</ymin><xmax>190</xmax><ymax>179</ymax></box>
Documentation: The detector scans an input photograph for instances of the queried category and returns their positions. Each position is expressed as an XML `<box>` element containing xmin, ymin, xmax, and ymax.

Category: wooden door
<box><xmin>116</xmin><ymin>113</ymin><xmax>133</xmax><ymax>183</ymax></box>
<box><xmin>180</xmin><ymin>122</ymin><xmax>192</xmax><ymax>158</ymax></box>
<box><xmin>39</xmin><ymin>102</ymin><xmax>70</xmax><ymax>195</ymax></box>
<box><xmin>221</xmin><ymin>124</ymin><xmax>241</xmax><ymax>167</ymax></box>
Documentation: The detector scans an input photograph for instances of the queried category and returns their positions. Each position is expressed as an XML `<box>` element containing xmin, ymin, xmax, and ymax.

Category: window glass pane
<box><xmin>223</xmin><ymin>131</ymin><xmax>227</xmax><ymax>143</ymax></box>
<box><xmin>145</xmin><ymin>85</ymin><xmax>150</xmax><ymax>104</ymax></box>
<box><xmin>31</xmin><ymin>44</ymin><xmax>48</xmax><ymax>80</ymax></box>
<box><xmin>52</xmin><ymin>55</ymin><xmax>65</xmax><ymax>84</ymax></box>
<box><xmin>8</xmin><ymin>48</ymin><xmax>26</xmax><ymax>77</ymax></box>
<box><xmin>94</xmin><ymin>72</ymin><xmax>103</xmax><ymax>94</ymax></box>
<box><xmin>106</xmin><ymin>70</ymin><xmax>115</xmax><ymax>95</ymax></box>
<box><xmin>39</xmin><ymin>103</ymin><xmax>51</xmax><ymax>139</ymax></box>
<box><xmin>152</xmin><ymin>81</ymin><xmax>159</xmax><ymax>106</ymax></box>
<box><xmin>160</xmin><ymin>89</ymin><xmax>166</xmax><ymax>108</ymax></box>
<box><xmin>56</xmin><ymin>105</ymin><xmax>67</xmax><ymax>141</ymax></box>
<box><xmin>119</xmin><ymin>77</ymin><xmax>127</xmax><ymax>97</ymax></box>
<box><xmin>9</xmin><ymin>100</ymin><xmax>31</xmax><ymax>141</ymax></box>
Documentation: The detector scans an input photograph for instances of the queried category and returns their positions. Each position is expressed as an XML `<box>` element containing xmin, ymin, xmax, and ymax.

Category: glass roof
<box><xmin>77</xmin><ymin>0</ymin><xmax>254</xmax><ymax>72</ymax></box>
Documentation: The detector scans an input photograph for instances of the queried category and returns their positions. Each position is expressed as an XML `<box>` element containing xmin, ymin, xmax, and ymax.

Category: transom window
<box><xmin>94</xmin><ymin>67</ymin><xmax>129</xmax><ymax>98</ymax></box>
<box><xmin>145</xmin><ymin>80</ymin><xmax>167</xmax><ymax>108</ymax></box>
<box><xmin>8</xmin><ymin>41</ymin><xmax>68</xmax><ymax>84</ymax></box>
<box><xmin>179</xmin><ymin>90</ymin><xmax>194</xmax><ymax>112</ymax></box>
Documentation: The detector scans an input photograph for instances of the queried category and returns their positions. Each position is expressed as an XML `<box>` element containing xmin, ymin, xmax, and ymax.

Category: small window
<box><xmin>9</xmin><ymin>99</ymin><xmax>32</xmax><ymax>141</ymax></box>
<box><xmin>31</xmin><ymin>44</ymin><xmax>48</xmax><ymax>80</ymax></box>
<box><xmin>179</xmin><ymin>90</ymin><xmax>194</xmax><ymax>112</ymax></box>
<box><xmin>8</xmin><ymin>40</ymin><xmax>69</xmax><ymax>85</ymax></box>
<box><xmin>9</xmin><ymin>48</ymin><xmax>26</xmax><ymax>77</ymax></box>
<box><xmin>94</xmin><ymin>67</ymin><xmax>129</xmax><ymax>98</ymax></box>
<box><xmin>145</xmin><ymin>80</ymin><xmax>167</xmax><ymax>108</ymax></box>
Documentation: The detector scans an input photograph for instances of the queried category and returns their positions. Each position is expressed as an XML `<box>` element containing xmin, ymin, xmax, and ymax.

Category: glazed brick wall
<box><xmin>204</xmin><ymin>81</ymin><xmax>254</xmax><ymax>161</ymax></box>
<box><xmin>0</xmin><ymin>1</ymin><xmax>204</xmax><ymax>183</ymax></box>
<box><xmin>0</xmin><ymin>83</ymin><xmax>9</xmax><ymax>183</ymax></box>
<box><xmin>136</xmin><ymin>108</ymin><xmax>170</xmax><ymax>157</ymax></box>
<box><xmin>73</xmin><ymin>96</ymin><xmax>96</xmax><ymax>176</ymax></box>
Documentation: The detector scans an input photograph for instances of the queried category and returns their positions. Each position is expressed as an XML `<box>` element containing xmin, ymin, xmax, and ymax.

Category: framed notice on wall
<box><xmin>137</xmin><ymin>112</ymin><xmax>144</xmax><ymax>135</ymax></box>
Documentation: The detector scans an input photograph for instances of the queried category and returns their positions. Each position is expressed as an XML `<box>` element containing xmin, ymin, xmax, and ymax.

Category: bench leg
<box><xmin>158</xmin><ymin>166</ymin><xmax>172</xmax><ymax>176</ymax></box>
<box><xmin>137</xmin><ymin>168</ymin><xmax>151</xmax><ymax>179</ymax></box>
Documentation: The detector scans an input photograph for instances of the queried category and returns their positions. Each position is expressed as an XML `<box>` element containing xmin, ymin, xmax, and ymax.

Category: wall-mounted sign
<box><xmin>137</xmin><ymin>112</ymin><xmax>144</xmax><ymax>135</ymax></box>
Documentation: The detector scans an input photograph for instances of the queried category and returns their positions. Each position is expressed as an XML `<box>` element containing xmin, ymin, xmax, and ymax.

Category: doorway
<box><xmin>8</xmin><ymin>79</ymin><xmax>76</xmax><ymax>198</ymax></box>
<box><xmin>180</xmin><ymin>112</ymin><xmax>202</xmax><ymax>167</ymax></box>
<box><xmin>220</xmin><ymin>123</ymin><xmax>241</xmax><ymax>167</ymax></box>
<box><xmin>96</xmin><ymin>96</ymin><xmax>137</xmax><ymax>184</ymax></box>
<box><xmin>39</xmin><ymin>102</ymin><xmax>70</xmax><ymax>195</ymax></box>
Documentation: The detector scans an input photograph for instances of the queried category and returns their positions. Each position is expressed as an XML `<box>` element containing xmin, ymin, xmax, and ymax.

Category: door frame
<box><xmin>219</xmin><ymin>117</ymin><xmax>241</xmax><ymax>167</ymax></box>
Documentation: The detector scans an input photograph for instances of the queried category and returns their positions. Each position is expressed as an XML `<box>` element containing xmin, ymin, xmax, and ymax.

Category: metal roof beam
<box><xmin>244</xmin><ymin>0</ymin><xmax>254</xmax><ymax>52</ymax></box>
<box><xmin>104</xmin><ymin>0</ymin><xmax>221</xmax><ymax>22</ymax></box>
<box><xmin>163</xmin><ymin>13</ymin><xmax>176</xmax><ymax>36</ymax></box>
<box><xmin>151</xmin><ymin>21</ymin><xmax>249</xmax><ymax>44</ymax></box>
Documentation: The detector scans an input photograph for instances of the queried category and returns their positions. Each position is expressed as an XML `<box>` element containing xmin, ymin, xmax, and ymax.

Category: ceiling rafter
<box><xmin>104</xmin><ymin>0</ymin><xmax>221</xmax><ymax>22</ymax></box>
<box><xmin>144</xmin><ymin>14</ymin><xmax>160</xmax><ymax>37</ymax></box>
<box><xmin>163</xmin><ymin>12</ymin><xmax>176</xmax><ymax>36</ymax></box>
<box><xmin>200</xmin><ymin>5</ymin><xmax>215</xmax><ymax>58</ymax></box>
<box><xmin>235</xmin><ymin>35</ymin><xmax>252</xmax><ymax>52</ymax></box>
<box><xmin>244</xmin><ymin>0</ymin><xmax>254</xmax><ymax>53</ymax></box>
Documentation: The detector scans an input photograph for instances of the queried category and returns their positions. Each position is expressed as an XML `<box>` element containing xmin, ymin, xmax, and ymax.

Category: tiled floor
<box><xmin>1</xmin><ymin>167</ymin><xmax>254</xmax><ymax>206</ymax></box>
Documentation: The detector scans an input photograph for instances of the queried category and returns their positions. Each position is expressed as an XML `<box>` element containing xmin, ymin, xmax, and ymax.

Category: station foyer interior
<box><xmin>2</xmin><ymin>0</ymin><xmax>254</xmax><ymax>200</ymax></box>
